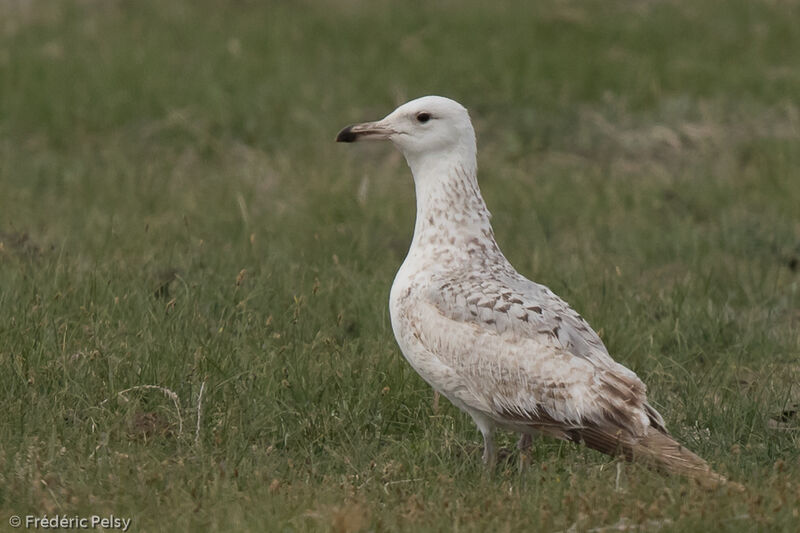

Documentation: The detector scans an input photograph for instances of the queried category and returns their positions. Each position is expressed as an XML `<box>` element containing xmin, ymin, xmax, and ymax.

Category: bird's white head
<box><xmin>337</xmin><ymin>96</ymin><xmax>477</xmax><ymax>176</ymax></box>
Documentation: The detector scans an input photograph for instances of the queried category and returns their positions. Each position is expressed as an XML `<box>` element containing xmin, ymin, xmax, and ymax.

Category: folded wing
<box><xmin>418</xmin><ymin>271</ymin><xmax>665</xmax><ymax>437</ymax></box>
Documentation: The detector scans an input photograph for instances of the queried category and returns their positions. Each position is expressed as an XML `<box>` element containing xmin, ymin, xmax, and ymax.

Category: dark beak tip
<box><xmin>336</xmin><ymin>125</ymin><xmax>357</xmax><ymax>143</ymax></box>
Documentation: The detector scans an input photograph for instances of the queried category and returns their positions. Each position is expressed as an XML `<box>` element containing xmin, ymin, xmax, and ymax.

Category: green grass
<box><xmin>1</xmin><ymin>0</ymin><xmax>799</xmax><ymax>530</ymax></box>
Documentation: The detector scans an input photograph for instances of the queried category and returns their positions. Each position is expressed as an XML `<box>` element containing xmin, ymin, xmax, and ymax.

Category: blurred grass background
<box><xmin>1</xmin><ymin>0</ymin><xmax>799</xmax><ymax>531</ymax></box>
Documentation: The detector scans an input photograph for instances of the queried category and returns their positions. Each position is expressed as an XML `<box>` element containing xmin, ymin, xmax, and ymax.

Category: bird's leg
<box><xmin>517</xmin><ymin>433</ymin><xmax>533</xmax><ymax>472</ymax></box>
<box><xmin>481</xmin><ymin>429</ymin><xmax>496</xmax><ymax>467</ymax></box>
<box><xmin>468</xmin><ymin>411</ymin><xmax>496</xmax><ymax>468</ymax></box>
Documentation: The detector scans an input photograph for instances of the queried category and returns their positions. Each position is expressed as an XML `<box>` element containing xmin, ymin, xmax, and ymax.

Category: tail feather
<box><xmin>502</xmin><ymin>406</ymin><xmax>731</xmax><ymax>488</ymax></box>
<box><xmin>569</xmin><ymin>425</ymin><xmax>727</xmax><ymax>488</ymax></box>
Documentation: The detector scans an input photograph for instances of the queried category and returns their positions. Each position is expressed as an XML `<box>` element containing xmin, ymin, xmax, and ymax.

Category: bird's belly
<box><xmin>389</xmin><ymin>280</ymin><xmax>479</xmax><ymax>413</ymax></box>
<box><xmin>389</xmin><ymin>293</ymin><xmax>440</xmax><ymax>386</ymax></box>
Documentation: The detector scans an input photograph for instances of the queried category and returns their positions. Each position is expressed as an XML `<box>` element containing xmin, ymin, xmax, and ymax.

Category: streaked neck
<box><xmin>405</xmin><ymin>149</ymin><xmax>495</xmax><ymax>253</ymax></box>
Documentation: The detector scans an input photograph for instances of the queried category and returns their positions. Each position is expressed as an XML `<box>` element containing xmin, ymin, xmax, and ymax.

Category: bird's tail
<box><xmin>571</xmin><ymin>425</ymin><xmax>727</xmax><ymax>488</ymax></box>
<box><xmin>630</xmin><ymin>429</ymin><xmax>727</xmax><ymax>487</ymax></box>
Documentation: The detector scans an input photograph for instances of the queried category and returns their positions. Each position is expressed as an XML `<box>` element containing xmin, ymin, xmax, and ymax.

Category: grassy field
<box><xmin>1</xmin><ymin>0</ymin><xmax>799</xmax><ymax>531</ymax></box>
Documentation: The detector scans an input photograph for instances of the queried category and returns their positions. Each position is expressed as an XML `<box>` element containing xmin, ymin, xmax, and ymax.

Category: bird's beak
<box><xmin>336</xmin><ymin>120</ymin><xmax>395</xmax><ymax>143</ymax></box>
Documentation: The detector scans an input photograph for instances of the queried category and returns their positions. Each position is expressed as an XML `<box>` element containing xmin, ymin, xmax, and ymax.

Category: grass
<box><xmin>1</xmin><ymin>0</ymin><xmax>799</xmax><ymax>530</ymax></box>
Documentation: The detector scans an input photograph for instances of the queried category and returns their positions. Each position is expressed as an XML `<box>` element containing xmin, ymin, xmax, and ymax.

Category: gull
<box><xmin>337</xmin><ymin>96</ymin><xmax>726</xmax><ymax>485</ymax></box>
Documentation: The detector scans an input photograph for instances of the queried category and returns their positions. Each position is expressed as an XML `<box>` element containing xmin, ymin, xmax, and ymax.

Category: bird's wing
<box><xmin>434</xmin><ymin>271</ymin><xmax>614</xmax><ymax>366</ymax></box>
<box><xmin>418</xmin><ymin>272</ymin><xmax>663</xmax><ymax>435</ymax></box>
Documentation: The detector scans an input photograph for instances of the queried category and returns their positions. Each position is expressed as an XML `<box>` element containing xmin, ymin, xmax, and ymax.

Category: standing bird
<box><xmin>336</xmin><ymin>96</ymin><xmax>725</xmax><ymax>486</ymax></box>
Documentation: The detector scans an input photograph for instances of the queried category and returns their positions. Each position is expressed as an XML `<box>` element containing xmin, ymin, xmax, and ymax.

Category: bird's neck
<box><xmin>405</xmin><ymin>150</ymin><xmax>497</xmax><ymax>255</ymax></box>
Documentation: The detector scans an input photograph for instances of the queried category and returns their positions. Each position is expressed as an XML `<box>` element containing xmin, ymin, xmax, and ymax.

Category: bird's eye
<box><xmin>416</xmin><ymin>112</ymin><xmax>431</xmax><ymax>123</ymax></box>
